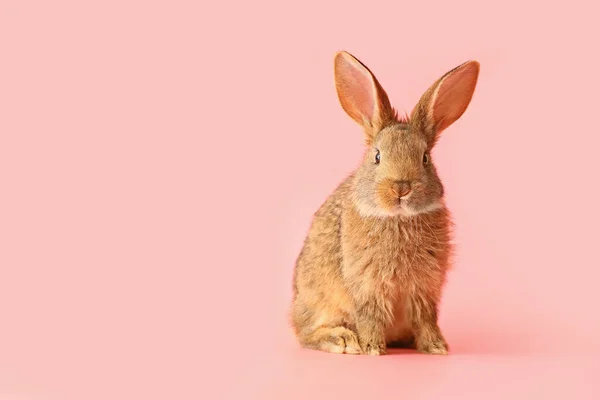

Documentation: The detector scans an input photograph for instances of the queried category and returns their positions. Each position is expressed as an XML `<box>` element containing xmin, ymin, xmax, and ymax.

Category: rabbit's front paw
<box><xmin>417</xmin><ymin>336</ymin><xmax>448</xmax><ymax>355</ymax></box>
<box><xmin>329</xmin><ymin>328</ymin><xmax>362</xmax><ymax>355</ymax></box>
<box><xmin>361</xmin><ymin>340</ymin><xmax>386</xmax><ymax>356</ymax></box>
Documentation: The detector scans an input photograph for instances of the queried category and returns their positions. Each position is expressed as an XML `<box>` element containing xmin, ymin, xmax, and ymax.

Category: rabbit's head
<box><xmin>334</xmin><ymin>51</ymin><xmax>479</xmax><ymax>218</ymax></box>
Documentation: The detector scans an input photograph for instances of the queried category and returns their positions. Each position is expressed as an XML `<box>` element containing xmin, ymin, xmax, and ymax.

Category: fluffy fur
<box><xmin>290</xmin><ymin>51</ymin><xmax>479</xmax><ymax>356</ymax></box>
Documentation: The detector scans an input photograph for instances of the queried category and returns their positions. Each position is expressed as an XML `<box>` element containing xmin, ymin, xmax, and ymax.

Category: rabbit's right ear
<box><xmin>334</xmin><ymin>51</ymin><xmax>396</xmax><ymax>144</ymax></box>
<box><xmin>411</xmin><ymin>61</ymin><xmax>480</xmax><ymax>147</ymax></box>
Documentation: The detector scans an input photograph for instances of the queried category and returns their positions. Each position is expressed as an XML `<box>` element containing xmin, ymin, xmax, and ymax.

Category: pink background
<box><xmin>1</xmin><ymin>0</ymin><xmax>600</xmax><ymax>399</ymax></box>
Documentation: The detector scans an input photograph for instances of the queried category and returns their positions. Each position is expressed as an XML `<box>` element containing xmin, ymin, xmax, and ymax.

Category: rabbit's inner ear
<box><xmin>334</xmin><ymin>51</ymin><xmax>396</xmax><ymax>143</ymax></box>
<box><xmin>431</xmin><ymin>61</ymin><xmax>479</xmax><ymax>133</ymax></box>
<box><xmin>411</xmin><ymin>61</ymin><xmax>479</xmax><ymax>146</ymax></box>
<box><xmin>335</xmin><ymin>56</ymin><xmax>377</xmax><ymax>123</ymax></box>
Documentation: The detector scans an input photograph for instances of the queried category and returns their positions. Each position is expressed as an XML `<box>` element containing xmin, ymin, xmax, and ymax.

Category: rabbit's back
<box><xmin>291</xmin><ymin>176</ymin><xmax>354</xmax><ymax>336</ymax></box>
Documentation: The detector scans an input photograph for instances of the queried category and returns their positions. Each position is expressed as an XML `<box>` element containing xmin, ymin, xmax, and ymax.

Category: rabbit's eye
<box><xmin>423</xmin><ymin>153</ymin><xmax>429</xmax><ymax>165</ymax></box>
<box><xmin>375</xmin><ymin>150</ymin><xmax>381</xmax><ymax>164</ymax></box>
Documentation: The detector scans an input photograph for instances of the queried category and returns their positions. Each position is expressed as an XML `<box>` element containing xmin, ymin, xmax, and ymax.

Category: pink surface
<box><xmin>1</xmin><ymin>1</ymin><xmax>600</xmax><ymax>399</ymax></box>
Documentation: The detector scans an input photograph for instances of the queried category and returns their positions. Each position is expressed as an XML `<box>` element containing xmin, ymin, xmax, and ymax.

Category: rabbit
<box><xmin>290</xmin><ymin>51</ymin><xmax>479</xmax><ymax>356</ymax></box>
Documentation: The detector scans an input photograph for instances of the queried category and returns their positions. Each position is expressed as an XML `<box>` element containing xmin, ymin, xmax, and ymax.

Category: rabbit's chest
<box><xmin>341</xmin><ymin>210</ymin><xmax>450</xmax><ymax>290</ymax></box>
<box><xmin>352</xmin><ymin>221</ymin><xmax>440</xmax><ymax>277</ymax></box>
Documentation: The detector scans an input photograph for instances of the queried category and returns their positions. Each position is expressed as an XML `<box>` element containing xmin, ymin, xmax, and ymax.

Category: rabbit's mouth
<box><xmin>353</xmin><ymin>191</ymin><xmax>442</xmax><ymax>219</ymax></box>
<box><xmin>388</xmin><ymin>199</ymin><xmax>443</xmax><ymax>218</ymax></box>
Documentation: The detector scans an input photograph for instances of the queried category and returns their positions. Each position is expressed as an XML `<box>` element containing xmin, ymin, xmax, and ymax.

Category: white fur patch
<box><xmin>353</xmin><ymin>197</ymin><xmax>443</xmax><ymax>219</ymax></box>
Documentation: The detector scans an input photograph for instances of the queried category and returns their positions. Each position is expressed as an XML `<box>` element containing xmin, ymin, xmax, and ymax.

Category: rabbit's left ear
<box><xmin>411</xmin><ymin>61</ymin><xmax>479</xmax><ymax>146</ymax></box>
<box><xmin>334</xmin><ymin>51</ymin><xmax>397</xmax><ymax>144</ymax></box>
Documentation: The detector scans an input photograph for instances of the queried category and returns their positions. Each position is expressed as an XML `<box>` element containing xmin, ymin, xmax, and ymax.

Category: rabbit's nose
<box><xmin>391</xmin><ymin>181</ymin><xmax>412</xmax><ymax>198</ymax></box>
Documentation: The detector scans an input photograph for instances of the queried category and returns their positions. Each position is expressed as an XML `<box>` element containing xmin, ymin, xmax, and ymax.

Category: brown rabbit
<box><xmin>290</xmin><ymin>51</ymin><xmax>479</xmax><ymax>355</ymax></box>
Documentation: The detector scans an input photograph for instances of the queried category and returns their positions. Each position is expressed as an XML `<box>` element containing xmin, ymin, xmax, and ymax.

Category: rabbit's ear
<box><xmin>334</xmin><ymin>51</ymin><xmax>397</xmax><ymax>143</ymax></box>
<box><xmin>411</xmin><ymin>61</ymin><xmax>479</xmax><ymax>146</ymax></box>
